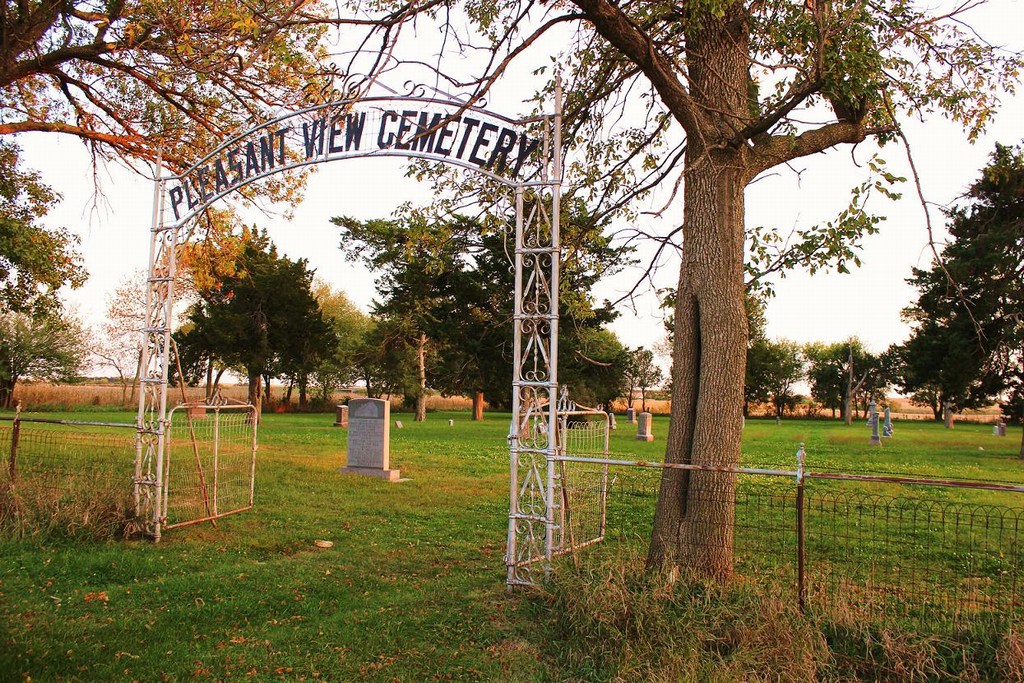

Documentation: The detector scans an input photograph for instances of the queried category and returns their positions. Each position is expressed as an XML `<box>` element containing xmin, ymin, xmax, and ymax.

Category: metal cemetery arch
<box><xmin>135</xmin><ymin>90</ymin><xmax>562</xmax><ymax>586</ymax></box>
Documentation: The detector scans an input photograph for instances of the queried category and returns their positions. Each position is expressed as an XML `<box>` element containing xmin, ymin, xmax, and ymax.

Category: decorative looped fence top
<box><xmin>163</xmin><ymin>97</ymin><xmax>543</xmax><ymax>225</ymax></box>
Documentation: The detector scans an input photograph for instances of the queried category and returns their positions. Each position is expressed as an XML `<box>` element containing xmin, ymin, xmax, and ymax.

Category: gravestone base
<box><xmin>339</xmin><ymin>465</ymin><xmax>402</xmax><ymax>482</ymax></box>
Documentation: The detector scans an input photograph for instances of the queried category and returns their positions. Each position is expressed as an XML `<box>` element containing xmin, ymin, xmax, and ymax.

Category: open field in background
<box><xmin>12</xmin><ymin>382</ymin><xmax>1007</xmax><ymax>423</ymax></box>
<box><xmin>10</xmin><ymin>382</ymin><xmax>477</xmax><ymax>412</ymax></box>
<box><xmin>1</xmin><ymin>411</ymin><xmax>1023</xmax><ymax>680</ymax></box>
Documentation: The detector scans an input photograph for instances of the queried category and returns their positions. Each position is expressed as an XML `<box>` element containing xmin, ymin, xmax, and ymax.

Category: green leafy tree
<box><xmin>0</xmin><ymin>308</ymin><xmax>88</xmax><ymax>407</ymax></box>
<box><xmin>175</xmin><ymin>229</ymin><xmax>334</xmax><ymax>417</ymax></box>
<box><xmin>896</xmin><ymin>144</ymin><xmax>1024</xmax><ymax>434</ymax></box>
<box><xmin>311</xmin><ymin>282</ymin><xmax>372</xmax><ymax>405</ymax></box>
<box><xmin>352</xmin><ymin>317</ymin><xmax>419</xmax><ymax>401</ymax></box>
<box><xmin>334</xmin><ymin>200</ymin><xmax>631</xmax><ymax>416</ymax></box>
<box><xmin>803</xmin><ymin>338</ymin><xmax>878</xmax><ymax>422</ymax></box>
<box><xmin>0</xmin><ymin>142</ymin><xmax>85</xmax><ymax>314</ymax></box>
<box><xmin>745</xmin><ymin>339</ymin><xmax>804</xmax><ymax>418</ymax></box>
<box><xmin>803</xmin><ymin>342</ymin><xmax>846</xmax><ymax>419</ymax></box>
<box><xmin>765</xmin><ymin>340</ymin><xmax>805</xmax><ymax>419</ymax></box>
<box><xmin>561</xmin><ymin>328</ymin><xmax>630</xmax><ymax>412</ymax></box>
<box><xmin>625</xmin><ymin>347</ymin><xmax>664</xmax><ymax>413</ymax></box>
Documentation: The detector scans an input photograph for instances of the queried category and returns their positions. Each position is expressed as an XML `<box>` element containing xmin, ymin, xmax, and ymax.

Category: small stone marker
<box><xmin>868</xmin><ymin>400</ymin><xmax>881</xmax><ymax>446</ymax></box>
<box><xmin>333</xmin><ymin>404</ymin><xmax>349</xmax><ymax>428</ymax></box>
<box><xmin>636</xmin><ymin>412</ymin><xmax>654</xmax><ymax>442</ymax></box>
<box><xmin>608</xmin><ymin>412</ymin><xmax>617</xmax><ymax>430</ymax></box>
<box><xmin>394</xmin><ymin>420</ymin><xmax>403</xmax><ymax>429</ymax></box>
<box><xmin>996</xmin><ymin>421</ymin><xmax>1007</xmax><ymax>437</ymax></box>
<box><xmin>626</xmin><ymin>407</ymin><xmax>636</xmax><ymax>424</ymax></box>
<box><xmin>775</xmin><ymin>416</ymin><xmax>781</xmax><ymax>426</ymax></box>
<box><xmin>341</xmin><ymin>398</ymin><xmax>400</xmax><ymax>482</ymax></box>
<box><xmin>882</xmin><ymin>406</ymin><xmax>893</xmax><ymax>438</ymax></box>
<box><xmin>448</xmin><ymin>419</ymin><xmax>454</xmax><ymax>427</ymax></box>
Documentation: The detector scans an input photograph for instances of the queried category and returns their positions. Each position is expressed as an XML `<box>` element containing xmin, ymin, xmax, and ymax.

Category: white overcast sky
<box><xmin>15</xmin><ymin>0</ymin><xmax>1024</xmax><ymax>361</ymax></box>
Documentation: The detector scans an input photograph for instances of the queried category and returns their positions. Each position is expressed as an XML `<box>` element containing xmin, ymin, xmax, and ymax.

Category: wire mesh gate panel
<box><xmin>552</xmin><ymin>405</ymin><xmax>610</xmax><ymax>558</ymax></box>
<box><xmin>163</xmin><ymin>404</ymin><xmax>257</xmax><ymax>530</ymax></box>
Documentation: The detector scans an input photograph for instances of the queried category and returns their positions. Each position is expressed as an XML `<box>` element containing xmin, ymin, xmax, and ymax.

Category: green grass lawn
<box><xmin>1</xmin><ymin>411</ymin><xmax>1022</xmax><ymax>681</ymax></box>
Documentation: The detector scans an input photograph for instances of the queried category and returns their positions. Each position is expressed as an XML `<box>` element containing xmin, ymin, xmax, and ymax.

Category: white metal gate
<box><xmin>163</xmin><ymin>402</ymin><xmax>257</xmax><ymax>530</ymax></box>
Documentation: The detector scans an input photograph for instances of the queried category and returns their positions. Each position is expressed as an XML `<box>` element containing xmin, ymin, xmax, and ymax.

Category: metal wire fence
<box><xmin>0</xmin><ymin>404</ymin><xmax>257</xmax><ymax>538</ymax></box>
<box><xmin>0</xmin><ymin>416</ymin><xmax>138</xmax><ymax>538</ymax></box>
<box><xmin>556</xmin><ymin>454</ymin><xmax>1024</xmax><ymax>633</ymax></box>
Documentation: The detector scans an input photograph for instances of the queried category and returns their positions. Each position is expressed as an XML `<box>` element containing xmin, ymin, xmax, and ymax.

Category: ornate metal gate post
<box><xmin>135</xmin><ymin>155</ymin><xmax>177</xmax><ymax>541</ymax></box>
<box><xmin>506</xmin><ymin>78</ymin><xmax>562</xmax><ymax>587</ymax></box>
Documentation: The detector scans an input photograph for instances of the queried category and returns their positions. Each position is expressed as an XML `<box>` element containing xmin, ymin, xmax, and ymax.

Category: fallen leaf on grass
<box><xmin>84</xmin><ymin>592</ymin><xmax>109</xmax><ymax>603</ymax></box>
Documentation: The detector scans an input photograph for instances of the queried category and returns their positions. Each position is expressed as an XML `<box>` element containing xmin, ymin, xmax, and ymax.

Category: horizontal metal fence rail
<box><xmin>553</xmin><ymin>449</ymin><xmax>1024</xmax><ymax>632</ymax></box>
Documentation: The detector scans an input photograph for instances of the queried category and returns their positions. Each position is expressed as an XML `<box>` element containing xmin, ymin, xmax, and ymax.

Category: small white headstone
<box><xmin>448</xmin><ymin>419</ymin><xmax>454</xmax><ymax>427</ymax></box>
<box><xmin>395</xmin><ymin>420</ymin><xmax>403</xmax><ymax>429</ymax></box>
<box><xmin>608</xmin><ymin>412</ymin><xmax>617</xmax><ymax>430</ymax></box>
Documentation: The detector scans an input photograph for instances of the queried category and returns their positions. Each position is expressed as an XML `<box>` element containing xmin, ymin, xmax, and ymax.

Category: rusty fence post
<box><xmin>9</xmin><ymin>403</ymin><xmax>21</xmax><ymax>485</ymax></box>
<box><xmin>796</xmin><ymin>443</ymin><xmax>807</xmax><ymax>613</ymax></box>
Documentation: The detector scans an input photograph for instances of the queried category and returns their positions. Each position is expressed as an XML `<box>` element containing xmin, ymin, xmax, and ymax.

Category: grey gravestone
<box><xmin>636</xmin><ymin>412</ymin><xmax>654</xmax><ymax>442</ymax></box>
<box><xmin>997</xmin><ymin>422</ymin><xmax>1007</xmax><ymax>437</ymax></box>
<box><xmin>608</xmin><ymin>412</ymin><xmax>617</xmax><ymax>430</ymax></box>
<box><xmin>333</xmin><ymin>404</ymin><xmax>349</xmax><ymax>428</ymax></box>
<box><xmin>341</xmin><ymin>398</ymin><xmax>399</xmax><ymax>481</ymax></box>
<box><xmin>626</xmin><ymin>407</ymin><xmax>636</xmax><ymax>424</ymax></box>
<box><xmin>882</xmin><ymin>406</ymin><xmax>893</xmax><ymax>438</ymax></box>
<box><xmin>395</xmin><ymin>420</ymin><xmax>403</xmax><ymax>429</ymax></box>
<box><xmin>868</xmin><ymin>401</ymin><xmax>881</xmax><ymax>445</ymax></box>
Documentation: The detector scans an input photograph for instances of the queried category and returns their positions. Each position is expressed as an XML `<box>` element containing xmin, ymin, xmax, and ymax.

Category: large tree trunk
<box><xmin>247</xmin><ymin>372</ymin><xmax>262</xmax><ymax>423</ymax></box>
<box><xmin>647</xmin><ymin>149</ymin><xmax>749</xmax><ymax>581</ymax></box>
<box><xmin>0</xmin><ymin>376</ymin><xmax>15</xmax><ymax>409</ymax></box>
<box><xmin>943</xmin><ymin>402</ymin><xmax>954</xmax><ymax>429</ymax></box>
<box><xmin>472</xmin><ymin>391</ymin><xmax>485</xmax><ymax>421</ymax></box>
<box><xmin>415</xmin><ymin>332</ymin><xmax>427</xmax><ymax>422</ymax></box>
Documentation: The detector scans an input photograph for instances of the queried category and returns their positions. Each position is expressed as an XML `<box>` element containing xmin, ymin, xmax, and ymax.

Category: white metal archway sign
<box><xmin>135</xmin><ymin>89</ymin><xmax>563</xmax><ymax>587</ymax></box>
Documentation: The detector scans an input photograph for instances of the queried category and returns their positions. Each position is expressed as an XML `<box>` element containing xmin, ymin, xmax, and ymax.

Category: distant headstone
<box><xmin>333</xmin><ymin>404</ymin><xmax>349</xmax><ymax>428</ymax></box>
<box><xmin>626</xmin><ymin>407</ymin><xmax>636</xmax><ymax>424</ymax></box>
<box><xmin>341</xmin><ymin>398</ymin><xmax>399</xmax><ymax>482</ymax></box>
<box><xmin>775</xmin><ymin>416</ymin><xmax>781</xmax><ymax>426</ymax></box>
<box><xmin>608</xmin><ymin>412</ymin><xmax>617</xmax><ymax>430</ymax></box>
<box><xmin>636</xmin><ymin>412</ymin><xmax>654</xmax><ymax>442</ymax></box>
<box><xmin>868</xmin><ymin>401</ymin><xmax>881</xmax><ymax>446</ymax></box>
<box><xmin>394</xmin><ymin>420</ymin><xmax>403</xmax><ymax>429</ymax></box>
<box><xmin>997</xmin><ymin>422</ymin><xmax>1007</xmax><ymax>437</ymax></box>
<box><xmin>882</xmin><ymin>406</ymin><xmax>893</xmax><ymax>438</ymax></box>
<box><xmin>448</xmin><ymin>419</ymin><xmax>454</xmax><ymax>427</ymax></box>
